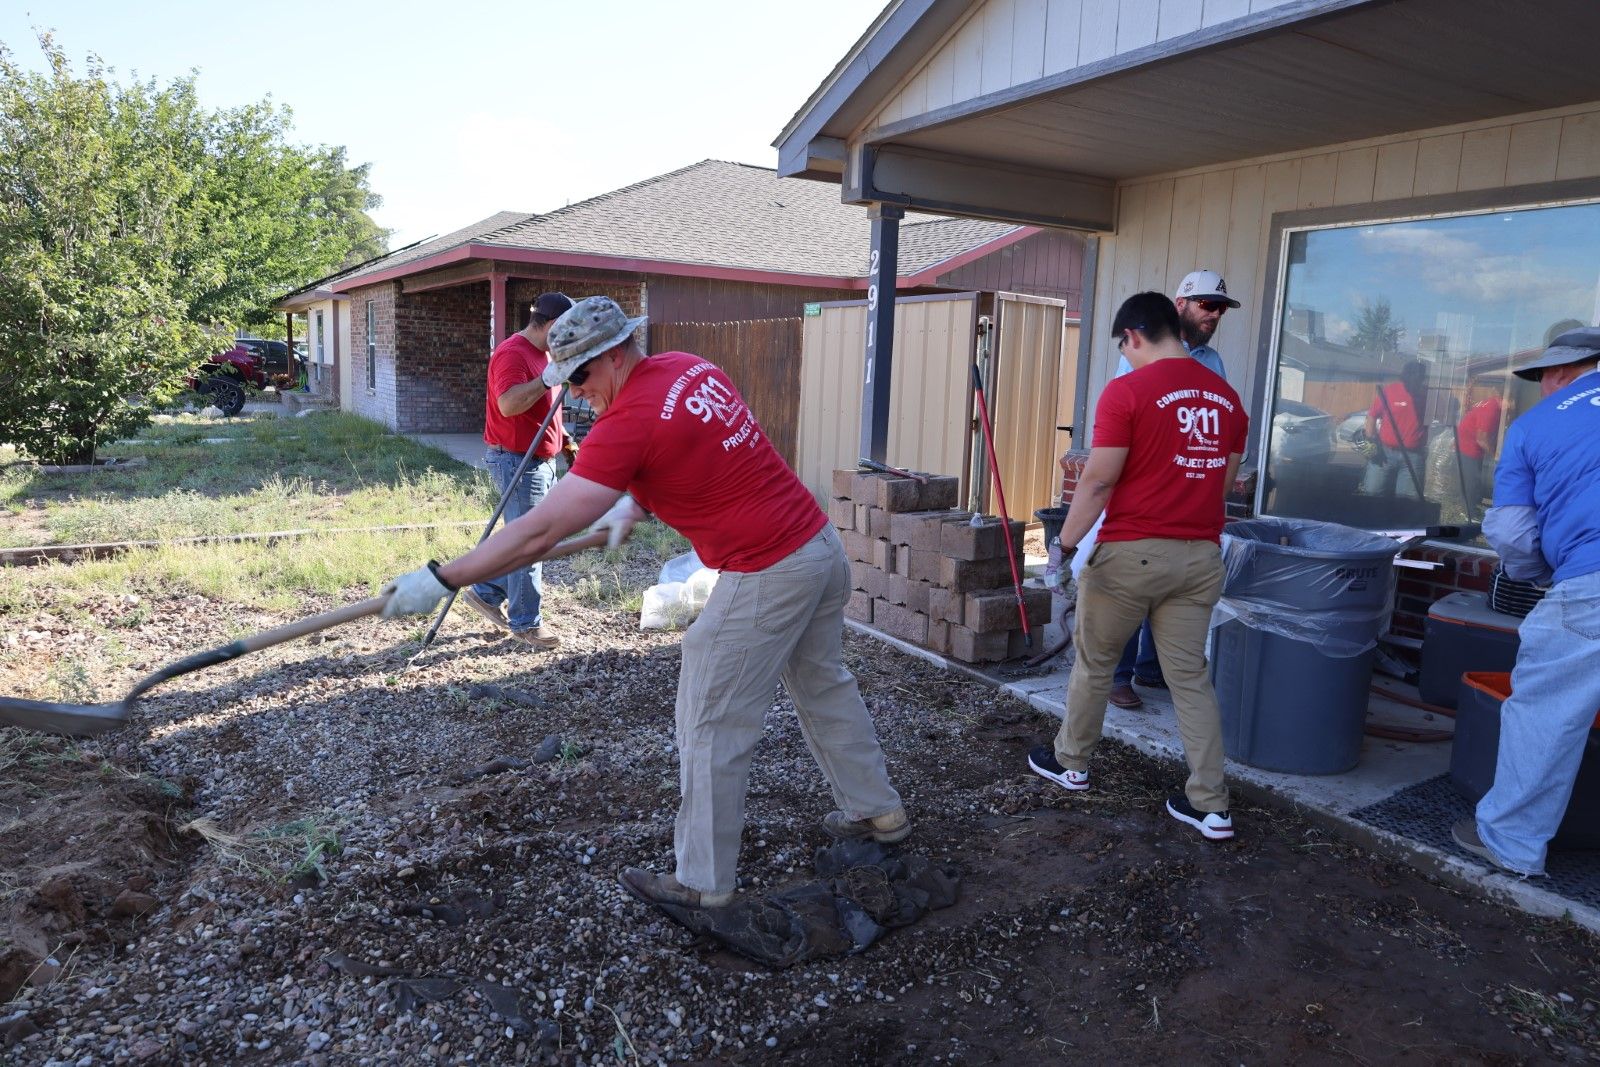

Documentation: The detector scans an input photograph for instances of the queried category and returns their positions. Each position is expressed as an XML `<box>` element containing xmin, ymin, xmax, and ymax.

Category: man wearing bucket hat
<box><xmin>379</xmin><ymin>295</ymin><xmax>908</xmax><ymax>909</ymax></box>
<box><xmin>1453</xmin><ymin>326</ymin><xmax>1600</xmax><ymax>877</ymax></box>
<box><xmin>1103</xmin><ymin>269</ymin><xmax>1237</xmax><ymax>709</ymax></box>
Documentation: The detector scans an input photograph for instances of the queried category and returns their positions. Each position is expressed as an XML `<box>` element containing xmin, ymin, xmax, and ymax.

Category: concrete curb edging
<box><xmin>846</xmin><ymin>618</ymin><xmax>1600</xmax><ymax>936</ymax></box>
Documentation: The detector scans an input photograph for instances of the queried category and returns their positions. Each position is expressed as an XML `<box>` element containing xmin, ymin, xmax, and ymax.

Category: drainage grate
<box><xmin>1350</xmin><ymin>774</ymin><xmax>1600</xmax><ymax>909</ymax></box>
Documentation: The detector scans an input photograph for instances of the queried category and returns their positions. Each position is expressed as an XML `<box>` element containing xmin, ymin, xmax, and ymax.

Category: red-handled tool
<box><xmin>970</xmin><ymin>365</ymin><xmax>1030</xmax><ymax>648</ymax></box>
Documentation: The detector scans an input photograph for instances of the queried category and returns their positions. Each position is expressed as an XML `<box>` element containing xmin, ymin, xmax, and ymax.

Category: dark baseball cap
<box><xmin>531</xmin><ymin>292</ymin><xmax>574</xmax><ymax>322</ymax></box>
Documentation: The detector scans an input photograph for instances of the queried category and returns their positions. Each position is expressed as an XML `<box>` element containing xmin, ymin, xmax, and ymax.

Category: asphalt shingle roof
<box><xmin>336</xmin><ymin>161</ymin><xmax>1020</xmax><ymax>286</ymax></box>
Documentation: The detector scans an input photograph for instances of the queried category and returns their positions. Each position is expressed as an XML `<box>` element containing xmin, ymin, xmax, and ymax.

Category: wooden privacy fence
<box><xmin>651</xmin><ymin>318</ymin><xmax>803</xmax><ymax>467</ymax></box>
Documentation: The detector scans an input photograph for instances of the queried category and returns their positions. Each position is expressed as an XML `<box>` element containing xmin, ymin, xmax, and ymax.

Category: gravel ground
<box><xmin>5</xmin><ymin>540</ymin><xmax>1600</xmax><ymax>1065</ymax></box>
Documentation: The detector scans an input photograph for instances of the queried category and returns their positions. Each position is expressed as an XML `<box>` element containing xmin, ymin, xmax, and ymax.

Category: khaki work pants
<box><xmin>674</xmin><ymin>524</ymin><xmax>903</xmax><ymax>895</ymax></box>
<box><xmin>1055</xmin><ymin>538</ymin><xmax>1230</xmax><ymax>812</ymax></box>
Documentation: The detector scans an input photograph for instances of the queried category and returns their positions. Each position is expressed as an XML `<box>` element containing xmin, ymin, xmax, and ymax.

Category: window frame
<box><xmin>1248</xmin><ymin>175</ymin><xmax>1600</xmax><ymax>549</ymax></box>
<box><xmin>365</xmin><ymin>302</ymin><xmax>377</xmax><ymax>392</ymax></box>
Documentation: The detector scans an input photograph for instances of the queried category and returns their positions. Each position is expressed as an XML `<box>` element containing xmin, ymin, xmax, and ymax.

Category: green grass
<box><xmin>0</xmin><ymin>411</ymin><xmax>495</xmax><ymax>548</ymax></box>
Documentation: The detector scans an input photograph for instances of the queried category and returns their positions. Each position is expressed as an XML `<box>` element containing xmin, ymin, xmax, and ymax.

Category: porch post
<box><xmin>860</xmin><ymin>203</ymin><xmax>903</xmax><ymax>464</ymax></box>
<box><xmin>284</xmin><ymin>312</ymin><xmax>296</xmax><ymax>386</ymax></box>
<box><xmin>489</xmin><ymin>273</ymin><xmax>509</xmax><ymax>347</ymax></box>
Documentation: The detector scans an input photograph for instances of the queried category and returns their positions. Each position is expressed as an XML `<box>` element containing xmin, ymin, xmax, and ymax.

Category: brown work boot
<box><xmin>458</xmin><ymin>588</ymin><xmax>509</xmax><ymax>631</ymax></box>
<box><xmin>822</xmin><ymin>806</ymin><xmax>912</xmax><ymax>844</ymax></box>
<box><xmin>1108</xmin><ymin>684</ymin><xmax>1143</xmax><ymax>709</ymax></box>
<box><xmin>511</xmin><ymin>626</ymin><xmax>559</xmax><ymax>650</ymax></box>
<box><xmin>618</xmin><ymin>867</ymin><xmax>734</xmax><ymax>909</ymax></box>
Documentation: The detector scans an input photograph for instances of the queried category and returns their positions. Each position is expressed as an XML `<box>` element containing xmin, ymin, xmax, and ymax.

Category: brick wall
<box><xmin>1056</xmin><ymin>450</ymin><xmax>1494</xmax><ymax>640</ymax></box>
<box><xmin>345</xmin><ymin>283</ymin><xmax>398</xmax><ymax>428</ymax></box>
<box><xmin>394</xmin><ymin>282</ymin><xmax>489</xmax><ymax>433</ymax></box>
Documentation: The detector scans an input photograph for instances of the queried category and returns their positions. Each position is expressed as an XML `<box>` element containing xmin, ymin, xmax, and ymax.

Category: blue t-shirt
<box><xmin>1493</xmin><ymin>371</ymin><xmax>1600</xmax><ymax>584</ymax></box>
<box><xmin>1116</xmin><ymin>341</ymin><xmax>1226</xmax><ymax>381</ymax></box>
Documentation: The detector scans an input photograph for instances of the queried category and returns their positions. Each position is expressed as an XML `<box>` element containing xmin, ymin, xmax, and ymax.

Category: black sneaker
<box><xmin>1165</xmin><ymin>794</ymin><xmax>1233</xmax><ymax>840</ymax></box>
<box><xmin>1028</xmin><ymin>746</ymin><xmax>1089</xmax><ymax>791</ymax></box>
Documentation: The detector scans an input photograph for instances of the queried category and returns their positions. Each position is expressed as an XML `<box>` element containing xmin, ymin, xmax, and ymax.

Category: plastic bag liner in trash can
<box><xmin>1212</xmin><ymin>517</ymin><xmax>1402</xmax><ymax>659</ymax></box>
<box><xmin>1210</xmin><ymin>517</ymin><xmax>1405</xmax><ymax>776</ymax></box>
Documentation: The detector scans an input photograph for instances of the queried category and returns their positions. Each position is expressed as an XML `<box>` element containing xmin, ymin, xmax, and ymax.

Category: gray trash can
<box><xmin>1210</xmin><ymin>518</ymin><xmax>1403</xmax><ymax>774</ymax></box>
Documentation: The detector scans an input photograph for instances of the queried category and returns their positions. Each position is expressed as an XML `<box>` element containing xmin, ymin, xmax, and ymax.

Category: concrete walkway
<box><xmin>848</xmin><ymin>611</ymin><xmax>1600</xmax><ymax>935</ymax></box>
<box><xmin>405</xmin><ymin>433</ymin><xmax>488</xmax><ymax>471</ymax></box>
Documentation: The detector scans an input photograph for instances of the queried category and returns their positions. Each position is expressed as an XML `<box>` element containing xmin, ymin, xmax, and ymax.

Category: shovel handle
<box><xmin>237</xmin><ymin>596</ymin><xmax>391</xmax><ymax>655</ymax></box>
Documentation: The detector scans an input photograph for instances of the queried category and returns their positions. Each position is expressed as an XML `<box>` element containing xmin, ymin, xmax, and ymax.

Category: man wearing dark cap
<box><xmin>379</xmin><ymin>295</ymin><xmax>908</xmax><ymax>910</ymax></box>
<box><xmin>1454</xmin><ymin>326</ymin><xmax>1600</xmax><ymax>876</ymax></box>
<box><xmin>458</xmin><ymin>292</ymin><xmax>573</xmax><ymax>649</ymax></box>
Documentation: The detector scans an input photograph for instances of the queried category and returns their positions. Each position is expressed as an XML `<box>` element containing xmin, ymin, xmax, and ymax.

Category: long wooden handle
<box><xmin>239</xmin><ymin>595</ymin><xmax>390</xmax><ymax>654</ymax></box>
<box><xmin>539</xmin><ymin>528</ymin><xmax>612</xmax><ymax>561</ymax></box>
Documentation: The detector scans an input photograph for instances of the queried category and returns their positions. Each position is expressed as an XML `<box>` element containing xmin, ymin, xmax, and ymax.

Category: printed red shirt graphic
<box><xmin>483</xmin><ymin>334</ymin><xmax>563</xmax><ymax>457</ymax></box>
<box><xmin>1456</xmin><ymin>397</ymin><xmax>1503</xmax><ymax>459</ymax></box>
<box><xmin>570</xmin><ymin>352</ymin><xmax>825</xmax><ymax>571</ymax></box>
<box><xmin>1093</xmin><ymin>358</ymin><xmax>1248</xmax><ymax>544</ymax></box>
<box><xmin>1367</xmin><ymin>381</ymin><xmax>1425</xmax><ymax>449</ymax></box>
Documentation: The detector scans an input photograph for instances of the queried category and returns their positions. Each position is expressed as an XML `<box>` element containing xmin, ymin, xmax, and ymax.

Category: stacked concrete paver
<box><xmin>828</xmin><ymin>469</ymin><xmax>1050</xmax><ymax>663</ymax></box>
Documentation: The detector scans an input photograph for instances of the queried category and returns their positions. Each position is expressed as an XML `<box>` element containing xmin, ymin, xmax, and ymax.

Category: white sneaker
<box><xmin>1165</xmin><ymin>794</ymin><xmax>1233</xmax><ymax>840</ymax></box>
<box><xmin>1028</xmin><ymin>746</ymin><xmax>1090</xmax><ymax>791</ymax></box>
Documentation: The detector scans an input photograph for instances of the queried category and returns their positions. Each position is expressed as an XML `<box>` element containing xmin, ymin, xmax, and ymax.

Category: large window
<box><xmin>1262</xmin><ymin>200</ymin><xmax>1600</xmax><ymax>538</ymax></box>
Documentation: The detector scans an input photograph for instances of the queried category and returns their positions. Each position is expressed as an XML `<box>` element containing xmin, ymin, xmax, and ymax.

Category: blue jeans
<box><xmin>1476</xmin><ymin>568</ymin><xmax>1600</xmax><ymax>875</ymax></box>
<box><xmin>472</xmin><ymin>451</ymin><xmax>556</xmax><ymax>632</ymax></box>
<box><xmin>1113</xmin><ymin>619</ymin><xmax>1162</xmax><ymax>686</ymax></box>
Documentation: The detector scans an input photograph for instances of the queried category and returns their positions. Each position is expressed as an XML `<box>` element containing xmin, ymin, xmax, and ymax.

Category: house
<box><xmin>275</xmin><ymin>160</ymin><xmax>1084</xmax><ymax>489</ymax></box>
<box><xmin>775</xmin><ymin>0</ymin><xmax>1600</xmax><ymax>634</ymax></box>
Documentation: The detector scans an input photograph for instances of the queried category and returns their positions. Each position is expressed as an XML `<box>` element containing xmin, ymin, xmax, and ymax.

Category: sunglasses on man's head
<box><xmin>1192</xmin><ymin>299</ymin><xmax>1229</xmax><ymax>314</ymax></box>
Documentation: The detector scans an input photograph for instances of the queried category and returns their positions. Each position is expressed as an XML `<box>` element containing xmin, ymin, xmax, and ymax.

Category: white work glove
<box><xmin>590</xmin><ymin>494</ymin><xmax>645</xmax><ymax>550</ymax></box>
<box><xmin>380</xmin><ymin>564</ymin><xmax>451</xmax><ymax>618</ymax></box>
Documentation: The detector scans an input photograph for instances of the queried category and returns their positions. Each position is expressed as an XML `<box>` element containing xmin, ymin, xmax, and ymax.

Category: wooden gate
<box><xmin>987</xmin><ymin>292</ymin><xmax>1075</xmax><ymax>519</ymax></box>
<box><xmin>651</xmin><ymin>318</ymin><xmax>802</xmax><ymax>466</ymax></box>
<box><xmin>796</xmin><ymin>294</ymin><xmax>978</xmax><ymax>501</ymax></box>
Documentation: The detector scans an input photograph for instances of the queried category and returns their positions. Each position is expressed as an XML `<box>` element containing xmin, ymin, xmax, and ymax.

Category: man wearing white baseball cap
<box><xmin>378</xmin><ymin>295</ymin><xmax>908</xmax><ymax>911</ymax></box>
<box><xmin>1102</xmin><ymin>269</ymin><xmax>1238</xmax><ymax>708</ymax></box>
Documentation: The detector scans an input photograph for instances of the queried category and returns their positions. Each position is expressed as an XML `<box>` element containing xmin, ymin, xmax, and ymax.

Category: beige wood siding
<box><xmin>797</xmin><ymin>296</ymin><xmax>978</xmax><ymax>501</ymax></box>
<box><xmin>1081</xmin><ymin>99</ymin><xmax>1600</xmax><ymax>444</ymax></box>
<box><xmin>869</xmin><ymin>0</ymin><xmax>1298</xmax><ymax>132</ymax></box>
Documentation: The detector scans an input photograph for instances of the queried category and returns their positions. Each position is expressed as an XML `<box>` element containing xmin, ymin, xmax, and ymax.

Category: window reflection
<box><xmin>1263</xmin><ymin>203</ymin><xmax>1600</xmax><ymax>539</ymax></box>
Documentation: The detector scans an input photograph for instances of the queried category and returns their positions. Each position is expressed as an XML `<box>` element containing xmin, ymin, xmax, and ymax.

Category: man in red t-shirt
<box><xmin>1360</xmin><ymin>360</ymin><xmax>1429</xmax><ymax>499</ymax></box>
<box><xmin>458</xmin><ymin>292</ymin><xmax>572</xmax><ymax>649</ymax></box>
<box><xmin>1027</xmin><ymin>292</ymin><xmax>1248</xmax><ymax>841</ymax></box>
<box><xmin>379</xmin><ymin>296</ymin><xmax>907</xmax><ymax>910</ymax></box>
<box><xmin>1455</xmin><ymin>376</ymin><xmax>1504</xmax><ymax>506</ymax></box>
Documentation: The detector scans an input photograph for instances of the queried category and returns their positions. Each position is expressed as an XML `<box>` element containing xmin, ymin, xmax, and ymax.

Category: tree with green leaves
<box><xmin>0</xmin><ymin>35</ymin><xmax>388</xmax><ymax>463</ymax></box>
<box><xmin>1350</xmin><ymin>297</ymin><xmax>1405</xmax><ymax>360</ymax></box>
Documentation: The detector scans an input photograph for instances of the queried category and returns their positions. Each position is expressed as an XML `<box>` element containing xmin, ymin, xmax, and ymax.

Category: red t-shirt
<box><xmin>570</xmin><ymin>352</ymin><xmax>825</xmax><ymax>571</ymax></box>
<box><xmin>1367</xmin><ymin>382</ymin><xmax>1424</xmax><ymax>449</ymax></box>
<box><xmin>1456</xmin><ymin>398</ymin><xmax>1503</xmax><ymax>459</ymax></box>
<box><xmin>483</xmin><ymin>334</ymin><xmax>562</xmax><ymax>457</ymax></box>
<box><xmin>1093</xmin><ymin>357</ymin><xmax>1248</xmax><ymax>544</ymax></box>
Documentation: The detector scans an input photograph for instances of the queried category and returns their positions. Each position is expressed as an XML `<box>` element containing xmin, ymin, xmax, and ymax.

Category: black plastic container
<box><xmin>1451</xmin><ymin>672</ymin><xmax>1600</xmax><ymax>850</ymax></box>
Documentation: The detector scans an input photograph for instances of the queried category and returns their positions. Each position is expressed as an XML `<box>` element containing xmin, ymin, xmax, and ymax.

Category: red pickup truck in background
<box><xmin>187</xmin><ymin>339</ymin><xmax>300</xmax><ymax>416</ymax></box>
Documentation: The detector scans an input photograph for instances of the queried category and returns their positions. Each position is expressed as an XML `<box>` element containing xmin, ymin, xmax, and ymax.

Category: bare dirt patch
<box><xmin>3</xmin><ymin>544</ymin><xmax>1599</xmax><ymax>1064</ymax></box>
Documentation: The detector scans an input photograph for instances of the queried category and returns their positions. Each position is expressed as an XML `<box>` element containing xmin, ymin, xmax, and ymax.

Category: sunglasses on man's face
<box><xmin>567</xmin><ymin>361</ymin><xmax>594</xmax><ymax>387</ymax></box>
<box><xmin>1192</xmin><ymin>299</ymin><xmax>1228</xmax><ymax>314</ymax></box>
<box><xmin>1117</xmin><ymin>325</ymin><xmax>1146</xmax><ymax>350</ymax></box>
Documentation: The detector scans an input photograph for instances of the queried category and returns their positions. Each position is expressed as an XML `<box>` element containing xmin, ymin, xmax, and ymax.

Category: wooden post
<box><xmin>860</xmin><ymin>203</ymin><xmax>902</xmax><ymax>464</ymax></box>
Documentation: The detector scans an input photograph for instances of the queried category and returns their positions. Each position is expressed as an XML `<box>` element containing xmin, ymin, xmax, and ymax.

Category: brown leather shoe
<box><xmin>458</xmin><ymin>588</ymin><xmax>509</xmax><ymax>631</ymax></box>
<box><xmin>822</xmin><ymin>806</ymin><xmax>912</xmax><ymax>844</ymax></box>
<box><xmin>511</xmin><ymin>626</ymin><xmax>559</xmax><ymax>650</ymax></box>
<box><xmin>1108</xmin><ymin>684</ymin><xmax>1143</xmax><ymax>709</ymax></box>
<box><xmin>619</xmin><ymin>867</ymin><xmax>733</xmax><ymax>909</ymax></box>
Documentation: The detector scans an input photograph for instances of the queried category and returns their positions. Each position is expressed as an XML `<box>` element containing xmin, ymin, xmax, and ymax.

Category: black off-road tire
<box><xmin>200</xmin><ymin>375</ymin><xmax>246</xmax><ymax>417</ymax></box>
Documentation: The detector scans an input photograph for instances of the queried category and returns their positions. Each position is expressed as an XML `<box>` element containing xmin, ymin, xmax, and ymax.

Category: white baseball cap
<box><xmin>1174</xmin><ymin>269</ymin><xmax>1240</xmax><ymax>309</ymax></box>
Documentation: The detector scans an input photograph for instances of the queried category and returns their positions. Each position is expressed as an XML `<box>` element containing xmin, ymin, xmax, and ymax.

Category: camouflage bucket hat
<box><xmin>541</xmin><ymin>296</ymin><xmax>648</xmax><ymax>387</ymax></box>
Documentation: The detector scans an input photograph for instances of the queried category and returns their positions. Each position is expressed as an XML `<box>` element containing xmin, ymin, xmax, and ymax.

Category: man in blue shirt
<box><xmin>1106</xmin><ymin>269</ymin><xmax>1236</xmax><ymax>709</ymax></box>
<box><xmin>1453</xmin><ymin>326</ymin><xmax>1600</xmax><ymax>877</ymax></box>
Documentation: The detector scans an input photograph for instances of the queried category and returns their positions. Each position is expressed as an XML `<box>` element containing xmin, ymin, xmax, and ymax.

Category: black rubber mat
<box><xmin>1350</xmin><ymin>774</ymin><xmax>1600</xmax><ymax>909</ymax></box>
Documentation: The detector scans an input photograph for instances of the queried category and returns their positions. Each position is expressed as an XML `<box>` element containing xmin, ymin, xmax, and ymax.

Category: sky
<box><xmin>0</xmin><ymin>1</ymin><xmax>884</xmax><ymax>246</ymax></box>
